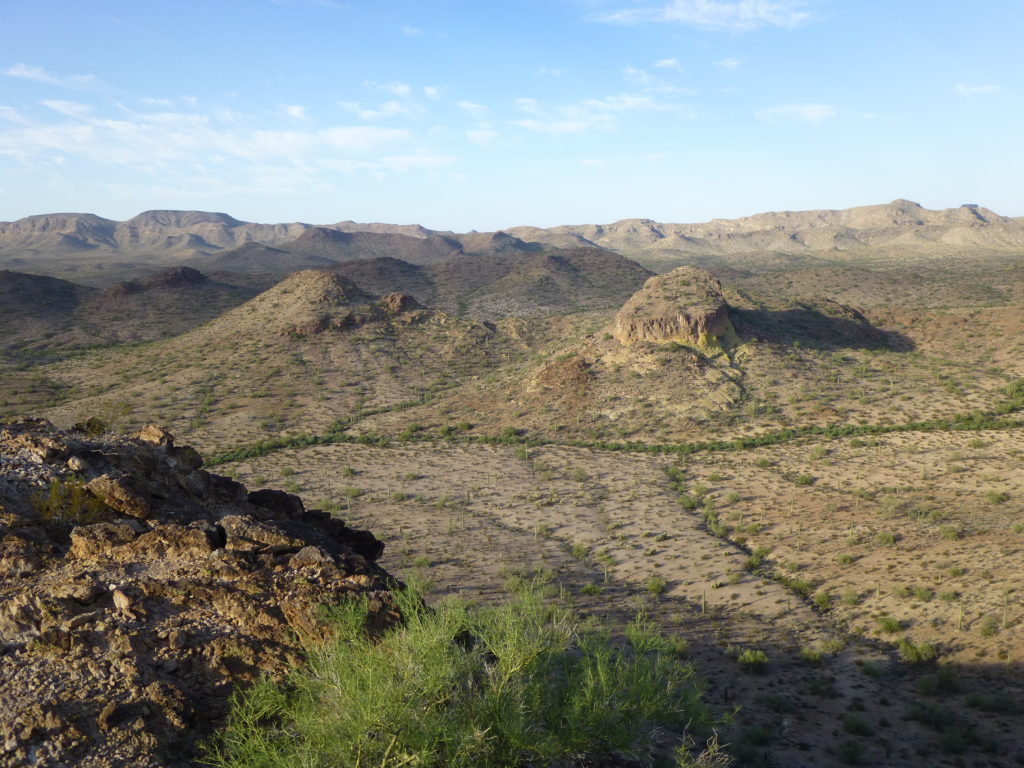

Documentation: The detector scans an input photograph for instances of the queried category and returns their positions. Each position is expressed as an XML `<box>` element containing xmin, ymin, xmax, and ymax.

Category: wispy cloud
<box><xmin>338</xmin><ymin>100</ymin><xmax>420</xmax><ymax>120</ymax></box>
<box><xmin>280</xmin><ymin>104</ymin><xmax>308</xmax><ymax>119</ymax></box>
<box><xmin>5</xmin><ymin>63</ymin><xmax>113</xmax><ymax>93</ymax></box>
<box><xmin>756</xmin><ymin>103</ymin><xmax>835</xmax><ymax>123</ymax></box>
<box><xmin>512</xmin><ymin>90</ymin><xmax>692</xmax><ymax>135</ymax></box>
<box><xmin>401</xmin><ymin>24</ymin><xmax>422</xmax><ymax>36</ymax></box>
<box><xmin>715</xmin><ymin>56</ymin><xmax>742</xmax><ymax>68</ymax></box>
<box><xmin>457</xmin><ymin>100</ymin><xmax>489</xmax><ymax>121</ymax></box>
<box><xmin>536</xmin><ymin>67</ymin><xmax>565</xmax><ymax>77</ymax></box>
<box><xmin>466</xmin><ymin>128</ymin><xmax>499</xmax><ymax>147</ymax></box>
<box><xmin>338</xmin><ymin>81</ymin><xmax>424</xmax><ymax>120</ymax></box>
<box><xmin>653</xmin><ymin>57</ymin><xmax>683</xmax><ymax>71</ymax></box>
<box><xmin>594</xmin><ymin>1</ymin><xmax>811</xmax><ymax>31</ymax></box>
<box><xmin>623</xmin><ymin>65</ymin><xmax>653</xmax><ymax>84</ymax></box>
<box><xmin>515</xmin><ymin>119</ymin><xmax>593</xmax><ymax>135</ymax></box>
<box><xmin>954</xmin><ymin>83</ymin><xmax>1000</xmax><ymax>96</ymax></box>
<box><xmin>0</xmin><ymin>100</ymin><xmax>417</xmax><ymax>173</ymax></box>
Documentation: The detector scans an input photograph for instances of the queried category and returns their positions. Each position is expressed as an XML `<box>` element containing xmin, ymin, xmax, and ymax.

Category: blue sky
<box><xmin>0</xmin><ymin>0</ymin><xmax>1020</xmax><ymax>230</ymax></box>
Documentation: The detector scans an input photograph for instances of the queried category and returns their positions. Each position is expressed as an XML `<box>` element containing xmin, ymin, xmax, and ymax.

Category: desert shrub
<box><xmin>979</xmin><ymin>615</ymin><xmax>1000</xmax><ymax>637</ymax></box>
<box><xmin>966</xmin><ymin>691</ymin><xmax>1021</xmax><ymax>713</ymax></box>
<box><xmin>30</xmin><ymin>478</ymin><xmax>106</xmax><ymax>526</ymax></box>
<box><xmin>898</xmin><ymin>638</ymin><xmax>938</xmax><ymax>665</ymax></box>
<box><xmin>812</xmin><ymin>592</ymin><xmax>833</xmax><ymax>612</ymax></box>
<box><xmin>569</xmin><ymin>542</ymin><xmax>589</xmax><ymax>561</ymax></box>
<box><xmin>645</xmin><ymin>575</ymin><xmax>667</xmax><ymax>595</ymax></box>
<box><xmin>916</xmin><ymin>665</ymin><xmax>959</xmax><ymax>696</ymax></box>
<box><xmin>205</xmin><ymin>585</ymin><xmax>717</xmax><ymax>768</ymax></box>
<box><xmin>737</xmin><ymin>649</ymin><xmax>768</xmax><ymax>673</ymax></box>
<box><xmin>876</xmin><ymin>616</ymin><xmax>902</xmax><ymax>634</ymax></box>
<box><xmin>842</xmin><ymin>713</ymin><xmax>871</xmax><ymax>736</ymax></box>
<box><xmin>985</xmin><ymin>491</ymin><xmax>1010</xmax><ymax>504</ymax></box>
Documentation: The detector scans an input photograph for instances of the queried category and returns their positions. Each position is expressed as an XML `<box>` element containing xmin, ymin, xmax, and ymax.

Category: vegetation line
<box><xmin>206</xmin><ymin>379</ymin><xmax>1024</xmax><ymax>466</ymax></box>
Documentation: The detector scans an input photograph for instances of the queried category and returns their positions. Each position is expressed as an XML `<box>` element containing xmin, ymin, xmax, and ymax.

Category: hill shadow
<box><xmin>731</xmin><ymin>305</ymin><xmax>915</xmax><ymax>352</ymax></box>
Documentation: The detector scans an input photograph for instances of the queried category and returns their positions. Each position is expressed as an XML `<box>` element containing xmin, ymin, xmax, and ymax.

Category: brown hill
<box><xmin>0</xmin><ymin>267</ymin><xmax>256</xmax><ymax>354</ymax></box>
<box><xmin>284</xmin><ymin>227</ymin><xmax>462</xmax><ymax>265</ymax></box>
<box><xmin>6</xmin><ymin>200</ymin><xmax>1022</xmax><ymax>285</ymax></box>
<box><xmin>0</xmin><ymin>270</ymin><xmax>94</xmax><ymax>349</ymax></box>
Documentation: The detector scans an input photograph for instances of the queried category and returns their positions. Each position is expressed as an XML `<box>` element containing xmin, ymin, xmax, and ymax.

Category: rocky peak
<box><xmin>612</xmin><ymin>266</ymin><xmax>736</xmax><ymax>351</ymax></box>
<box><xmin>0</xmin><ymin>418</ymin><xmax>395</xmax><ymax>767</ymax></box>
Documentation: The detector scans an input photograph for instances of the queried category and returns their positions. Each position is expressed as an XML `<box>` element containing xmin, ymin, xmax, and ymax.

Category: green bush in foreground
<box><xmin>204</xmin><ymin>585</ymin><xmax>722</xmax><ymax>768</ymax></box>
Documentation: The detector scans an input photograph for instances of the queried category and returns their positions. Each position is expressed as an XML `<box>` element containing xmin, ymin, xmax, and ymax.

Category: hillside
<box><xmin>5</xmin><ymin>200</ymin><xmax>1024</xmax><ymax>284</ymax></box>
<box><xmin>0</xmin><ymin>267</ymin><xmax>255</xmax><ymax>354</ymax></box>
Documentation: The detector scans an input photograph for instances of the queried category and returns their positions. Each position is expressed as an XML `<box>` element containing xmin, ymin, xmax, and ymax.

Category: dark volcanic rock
<box><xmin>0</xmin><ymin>418</ymin><xmax>397</xmax><ymax>768</ymax></box>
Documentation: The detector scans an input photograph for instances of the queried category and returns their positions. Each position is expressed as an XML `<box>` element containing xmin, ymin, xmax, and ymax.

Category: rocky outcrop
<box><xmin>0</xmin><ymin>418</ymin><xmax>395</xmax><ymax>768</ymax></box>
<box><xmin>612</xmin><ymin>266</ymin><xmax>736</xmax><ymax>351</ymax></box>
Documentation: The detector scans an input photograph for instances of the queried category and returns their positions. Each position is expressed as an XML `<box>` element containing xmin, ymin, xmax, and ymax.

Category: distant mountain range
<box><xmin>2</xmin><ymin>200</ymin><xmax>1022</xmax><ymax>284</ymax></box>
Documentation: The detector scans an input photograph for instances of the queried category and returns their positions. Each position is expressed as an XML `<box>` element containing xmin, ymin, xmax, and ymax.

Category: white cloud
<box><xmin>457</xmin><ymin>100</ymin><xmax>489</xmax><ymax>121</ymax></box>
<box><xmin>510</xmin><ymin>89</ymin><xmax>691</xmax><ymax>137</ymax></box>
<box><xmin>41</xmin><ymin>100</ymin><xmax>95</xmax><ymax>119</ymax></box>
<box><xmin>0</xmin><ymin>105</ymin><xmax>29</xmax><ymax>125</ymax></box>
<box><xmin>756</xmin><ymin>103</ymin><xmax>836</xmax><ymax>123</ymax></box>
<box><xmin>654</xmin><ymin>57</ymin><xmax>683</xmax><ymax>71</ymax></box>
<box><xmin>5</xmin><ymin>63</ymin><xmax>111</xmax><ymax>93</ymax></box>
<box><xmin>536</xmin><ymin>67</ymin><xmax>565</xmax><ymax>77</ymax></box>
<box><xmin>281</xmin><ymin>104</ymin><xmax>308</xmax><ymax>119</ymax></box>
<box><xmin>954</xmin><ymin>83</ymin><xmax>1000</xmax><ymax>95</ymax></box>
<box><xmin>466</xmin><ymin>128</ymin><xmax>499</xmax><ymax>147</ymax></box>
<box><xmin>582</xmin><ymin>93</ymin><xmax>675</xmax><ymax>112</ymax></box>
<box><xmin>594</xmin><ymin>1</ymin><xmax>811</xmax><ymax>31</ymax></box>
<box><xmin>338</xmin><ymin>99</ymin><xmax>420</xmax><ymax>120</ymax></box>
<box><xmin>0</xmin><ymin>99</ymin><xmax>414</xmax><ymax>172</ymax></box>
<box><xmin>715</xmin><ymin>56</ymin><xmax>742</xmax><ymax>68</ymax></box>
<box><xmin>423</xmin><ymin>85</ymin><xmax>442</xmax><ymax>99</ymax></box>
<box><xmin>514</xmin><ymin>119</ymin><xmax>592</xmax><ymax>135</ymax></box>
<box><xmin>623</xmin><ymin>65</ymin><xmax>653</xmax><ymax>84</ymax></box>
<box><xmin>366</xmin><ymin>81</ymin><xmax>412</xmax><ymax>97</ymax></box>
<box><xmin>515</xmin><ymin>97</ymin><xmax>543</xmax><ymax>115</ymax></box>
<box><xmin>379</xmin><ymin>154</ymin><xmax>454</xmax><ymax>172</ymax></box>
<box><xmin>401</xmin><ymin>24</ymin><xmax>423</xmax><ymax>36</ymax></box>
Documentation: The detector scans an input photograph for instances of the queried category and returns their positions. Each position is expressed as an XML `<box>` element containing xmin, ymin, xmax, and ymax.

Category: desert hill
<box><xmin>5</xmin><ymin>200</ymin><xmax>1024</xmax><ymax>285</ymax></box>
<box><xmin>507</xmin><ymin>199</ymin><xmax>1024</xmax><ymax>270</ymax></box>
<box><xmin>0</xmin><ymin>267</ymin><xmax>256</xmax><ymax>356</ymax></box>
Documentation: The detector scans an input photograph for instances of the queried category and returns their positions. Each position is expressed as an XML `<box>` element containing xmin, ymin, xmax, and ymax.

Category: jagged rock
<box><xmin>0</xmin><ymin>419</ymin><xmax>396</xmax><ymax>768</ymax></box>
<box><xmin>613</xmin><ymin>266</ymin><xmax>736</xmax><ymax>351</ymax></box>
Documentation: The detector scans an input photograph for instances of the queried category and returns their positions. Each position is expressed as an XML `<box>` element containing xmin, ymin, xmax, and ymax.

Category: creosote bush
<box><xmin>205</xmin><ymin>584</ymin><xmax>721</xmax><ymax>768</ymax></box>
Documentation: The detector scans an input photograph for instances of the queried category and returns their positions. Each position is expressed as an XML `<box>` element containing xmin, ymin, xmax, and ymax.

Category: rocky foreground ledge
<box><xmin>0</xmin><ymin>418</ymin><xmax>397</xmax><ymax>768</ymax></box>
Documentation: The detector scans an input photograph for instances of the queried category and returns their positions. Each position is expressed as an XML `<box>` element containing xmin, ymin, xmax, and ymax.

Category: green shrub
<box><xmin>877</xmin><ymin>616</ymin><xmax>902</xmax><ymax>634</ymax></box>
<box><xmin>813</xmin><ymin>592</ymin><xmax>833</xmax><ymax>612</ymax></box>
<box><xmin>898</xmin><ymin>638</ymin><xmax>938</xmax><ymax>665</ymax></box>
<box><xmin>737</xmin><ymin>648</ymin><xmax>768</xmax><ymax>673</ymax></box>
<box><xmin>205</xmin><ymin>586</ymin><xmax>716</xmax><ymax>768</ymax></box>
<box><xmin>645</xmin><ymin>575</ymin><xmax>667</xmax><ymax>595</ymax></box>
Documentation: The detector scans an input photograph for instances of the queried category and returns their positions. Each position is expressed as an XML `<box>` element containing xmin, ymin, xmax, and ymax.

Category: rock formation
<box><xmin>612</xmin><ymin>266</ymin><xmax>736</xmax><ymax>351</ymax></box>
<box><xmin>0</xmin><ymin>418</ymin><xmax>396</xmax><ymax>767</ymax></box>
